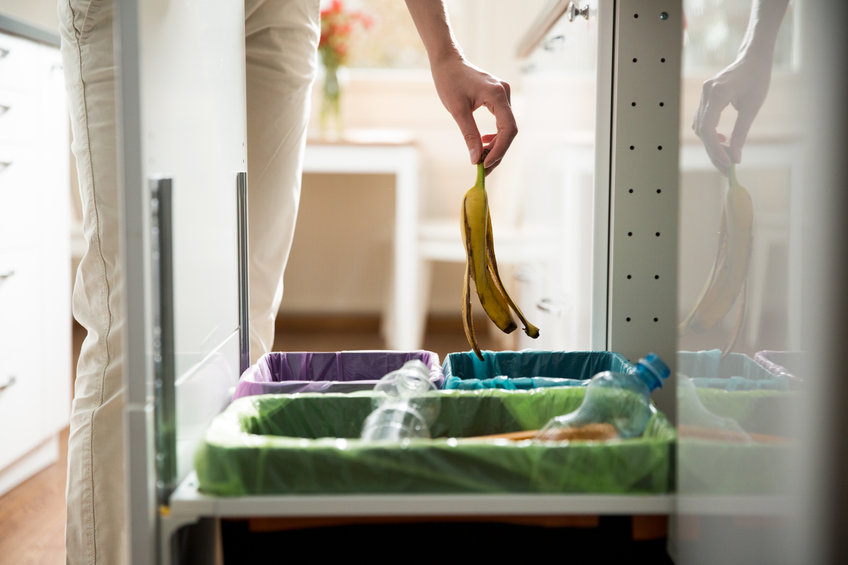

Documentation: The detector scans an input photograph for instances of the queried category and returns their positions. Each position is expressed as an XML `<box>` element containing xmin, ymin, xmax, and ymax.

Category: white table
<box><xmin>302</xmin><ymin>130</ymin><xmax>422</xmax><ymax>350</ymax></box>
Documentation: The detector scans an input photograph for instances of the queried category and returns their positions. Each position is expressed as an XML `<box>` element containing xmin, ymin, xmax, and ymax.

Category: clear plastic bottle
<box><xmin>361</xmin><ymin>360</ymin><xmax>440</xmax><ymax>442</ymax></box>
<box><xmin>677</xmin><ymin>372</ymin><xmax>751</xmax><ymax>442</ymax></box>
<box><xmin>535</xmin><ymin>354</ymin><xmax>670</xmax><ymax>441</ymax></box>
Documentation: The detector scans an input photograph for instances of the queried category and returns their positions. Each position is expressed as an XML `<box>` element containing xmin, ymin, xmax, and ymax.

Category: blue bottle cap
<box><xmin>636</xmin><ymin>353</ymin><xmax>670</xmax><ymax>391</ymax></box>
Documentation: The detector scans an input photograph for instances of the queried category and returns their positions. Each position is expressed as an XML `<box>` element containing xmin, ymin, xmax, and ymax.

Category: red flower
<box><xmin>319</xmin><ymin>0</ymin><xmax>373</xmax><ymax>69</ymax></box>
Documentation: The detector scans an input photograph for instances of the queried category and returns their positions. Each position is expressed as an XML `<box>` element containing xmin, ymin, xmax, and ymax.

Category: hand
<box><xmin>692</xmin><ymin>52</ymin><xmax>773</xmax><ymax>175</ymax></box>
<box><xmin>430</xmin><ymin>56</ymin><xmax>517</xmax><ymax>174</ymax></box>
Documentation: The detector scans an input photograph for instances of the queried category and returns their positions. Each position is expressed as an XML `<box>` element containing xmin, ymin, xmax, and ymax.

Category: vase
<box><xmin>320</xmin><ymin>64</ymin><xmax>343</xmax><ymax>138</ymax></box>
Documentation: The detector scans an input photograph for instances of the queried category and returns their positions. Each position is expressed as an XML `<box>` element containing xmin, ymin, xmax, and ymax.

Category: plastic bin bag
<box><xmin>194</xmin><ymin>387</ymin><xmax>675</xmax><ymax>496</ymax></box>
<box><xmin>674</xmin><ymin>353</ymin><xmax>798</xmax><ymax>496</ymax></box>
<box><xmin>678</xmin><ymin>350</ymin><xmax>796</xmax><ymax>437</ymax></box>
<box><xmin>232</xmin><ymin>350</ymin><xmax>444</xmax><ymax>399</ymax></box>
<box><xmin>441</xmin><ymin>350</ymin><xmax>634</xmax><ymax>390</ymax></box>
<box><xmin>677</xmin><ymin>349</ymin><xmax>791</xmax><ymax>391</ymax></box>
<box><xmin>753</xmin><ymin>350</ymin><xmax>807</xmax><ymax>384</ymax></box>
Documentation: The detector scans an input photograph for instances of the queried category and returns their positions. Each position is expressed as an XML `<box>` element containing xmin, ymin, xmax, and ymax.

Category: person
<box><xmin>691</xmin><ymin>0</ymin><xmax>790</xmax><ymax>175</ymax></box>
<box><xmin>58</xmin><ymin>0</ymin><xmax>517</xmax><ymax>563</ymax></box>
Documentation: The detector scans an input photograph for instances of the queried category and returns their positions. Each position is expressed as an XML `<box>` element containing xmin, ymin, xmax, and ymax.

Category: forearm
<box><xmin>738</xmin><ymin>0</ymin><xmax>790</xmax><ymax>59</ymax></box>
<box><xmin>404</xmin><ymin>0</ymin><xmax>463</xmax><ymax>65</ymax></box>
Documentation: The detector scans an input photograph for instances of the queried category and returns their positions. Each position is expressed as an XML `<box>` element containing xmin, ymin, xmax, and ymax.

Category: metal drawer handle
<box><xmin>543</xmin><ymin>34</ymin><xmax>565</xmax><ymax>52</ymax></box>
<box><xmin>0</xmin><ymin>161</ymin><xmax>12</xmax><ymax>172</ymax></box>
<box><xmin>567</xmin><ymin>2</ymin><xmax>590</xmax><ymax>22</ymax></box>
<box><xmin>0</xmin><ymin>104</ymin><xmax>9</xmax><ymax>116</ymax></box>
<box><xmin>0</xmin><ymin>375</ymin><xmax>16</xmax><ymax>393</ymax></box>
<box><xmin>536</xmin><ymin>297</ymin><xmax>564</xmax><ymax>316</ymax></box>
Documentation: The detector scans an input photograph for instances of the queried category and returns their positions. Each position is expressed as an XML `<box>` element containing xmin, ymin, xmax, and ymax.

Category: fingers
<box><xmin>481</xmin><ymin>82</ymin><xmax>517</xmax><ymax>171</ymax></box>
<box><xmin>729</xmin><ymin>108</ymin><xmax>757</xmax><ymax>166</ymax></box>
<box><xmin>452</xmin><ymin>108</ymin><xmax>483</xmax><ymax>165</ymax></box>
<box><xmin>693</xmin><ymin>80</ymin><xmax>732</xmax><ymax>175</ymax></box>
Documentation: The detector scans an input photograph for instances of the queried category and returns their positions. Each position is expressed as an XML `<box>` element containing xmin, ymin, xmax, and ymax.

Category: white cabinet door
<box><xmin>0</xmin><ymin>28</ymin><xmax>70</xmax><ymax>493</ymax></box>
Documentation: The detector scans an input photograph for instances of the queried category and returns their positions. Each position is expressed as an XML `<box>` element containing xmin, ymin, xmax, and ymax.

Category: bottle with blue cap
<box><xmin>535</xmin><ymin>353</ymin><xmax>670</xmax><ymax>440</ymax></box>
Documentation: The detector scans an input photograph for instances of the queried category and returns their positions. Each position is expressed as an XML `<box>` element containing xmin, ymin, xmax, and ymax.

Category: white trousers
<box><xmin>58</xmin><ymin>1</ymin><xmax>319</xmax><ymax>562</ymax></box>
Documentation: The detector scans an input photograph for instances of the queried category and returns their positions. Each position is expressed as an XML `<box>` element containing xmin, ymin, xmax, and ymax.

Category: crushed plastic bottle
<box><xmin>361</xmin><ymin>360</ymin><xmax>440</xmax><ymax>442</ymax></box>
<box><xmin>535</xmin><ymin>353</ymin><xmax>670</xmax><ymax>441</ymax></box>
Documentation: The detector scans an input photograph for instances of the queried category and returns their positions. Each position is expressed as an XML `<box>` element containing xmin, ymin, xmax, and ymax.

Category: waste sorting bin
<box><xmin>674</xmin><ymin>350</ymin><xmax>797</xmax><ymax>495</ymax></box>
<box><xmin>441</xmin><ymin>350</ymin><xmax>634</xmax><ymax>390</ymax></box>
<box><xmin>194</xmin><ymin>385</ymin><xmax>675</xmax><ymax>496</ymax></box>
<box><xmin>232</xmin><ymin>350</ymin><xmax>444</xmax><ymax>399</ymax></box>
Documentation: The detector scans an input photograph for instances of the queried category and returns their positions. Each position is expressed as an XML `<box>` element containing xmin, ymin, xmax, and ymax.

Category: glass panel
<box><xmin>139</xmin><ymin>3</ymin><xmax>244</xmax><ymax>378</ymax></box>
<box><xmin>675</xmin><ymin>1</ymin><xmax>808</xmax><ymax>562</ymax></box>
<box><xmin>137</xmin><ymin>1</ymin><xmax>245</xmax><ymax>484</ymax></box>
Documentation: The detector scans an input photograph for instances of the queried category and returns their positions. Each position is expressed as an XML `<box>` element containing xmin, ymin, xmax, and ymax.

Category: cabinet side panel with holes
<box><xmin>607</xmin><ymin>0</ymin><xmax>681</xmax><ymax>420</ymax></box>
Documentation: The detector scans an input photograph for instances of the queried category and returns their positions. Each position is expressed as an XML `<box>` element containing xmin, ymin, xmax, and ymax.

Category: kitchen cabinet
<box><xmin>0</xmin><ymin>19</ymin><xmax>71</xmax><ymax>496</ymax></box>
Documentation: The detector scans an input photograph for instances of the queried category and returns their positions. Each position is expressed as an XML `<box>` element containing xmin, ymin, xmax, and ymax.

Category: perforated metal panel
<box><xmin>605</xmin><ymin>0</ymin><xmax>681</xmax><ymax>419</ymax></box>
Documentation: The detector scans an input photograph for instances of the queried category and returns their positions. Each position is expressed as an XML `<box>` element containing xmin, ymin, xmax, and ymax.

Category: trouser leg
<box><xmin>59</xmin><ymin>1</ymin><xmax>319</xmax><ymax>562</ymax></box>
<box><xmin>58</xmin><ymin>0</ymin><xmax>126</xmax><ymax>563</ymax></box>
<box><xmin>244</xmin><ymin>0</ymin><xmax>320</xmax><ymax>361</ymax></box>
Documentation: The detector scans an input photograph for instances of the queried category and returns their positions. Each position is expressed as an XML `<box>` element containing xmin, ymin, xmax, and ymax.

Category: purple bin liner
<box><xmin>753</xmin><ymin>350</ymin><xmax>807</xmax><ymax>383</ymax></box>
<box><xmin>233</xmin><ymin>350</ymin><xmax>444</xmax><ymax>399</ymax></box>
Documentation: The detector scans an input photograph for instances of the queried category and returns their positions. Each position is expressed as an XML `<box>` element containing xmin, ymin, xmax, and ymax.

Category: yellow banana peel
<box><xmin>679</xmin><ymin>161</ymin><xmax>753</xmax><ymax>353</ymax></box>
<box><xmin>461</xmin><ymin>159</ymin><xmax>539</xmax><ymax>359</ymax></box>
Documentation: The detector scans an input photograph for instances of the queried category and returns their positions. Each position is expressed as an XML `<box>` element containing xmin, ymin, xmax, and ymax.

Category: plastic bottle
<box><xmin>361</xmin><ymin>360</ymin><xmax>439</xmax><ymax>442</ymax></box>
<box><xmin>677</xmin><ymin>373</ymin><xmax>751</xmax><ymax>442</ymax></box>
<box><xmin>535</xmin><ymin>353</ymin><xmax>670</xmax><ymax>441</ymax></box>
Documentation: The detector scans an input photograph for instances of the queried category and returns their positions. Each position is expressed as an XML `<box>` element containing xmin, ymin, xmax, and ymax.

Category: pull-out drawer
<box><xmin>0</xmin><ymin>249</ymin><xmax>47</xmax><ymax>471</ymax></box>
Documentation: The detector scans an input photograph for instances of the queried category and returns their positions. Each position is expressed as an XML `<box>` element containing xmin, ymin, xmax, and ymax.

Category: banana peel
<box><xmin>679</xmin><ymin>160</ymin><xmax>753</xmax><ymax>355</ymax></box>
<box><xmin>461</xmin><ymin>158</ymin><xmax>539</xmax><ymax>359</ymax></box>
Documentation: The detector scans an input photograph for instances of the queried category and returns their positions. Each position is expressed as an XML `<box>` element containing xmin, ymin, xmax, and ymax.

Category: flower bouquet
<box><xmin>318</xmin><ymin>0</ymin><xmax>373</xmax><ymax>137</ymax></box>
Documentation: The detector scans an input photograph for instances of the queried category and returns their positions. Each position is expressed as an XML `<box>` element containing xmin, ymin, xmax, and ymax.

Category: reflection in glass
<box><xmin>675</xmin><ymin>1</ymin><xmax>805</xmax><ymax>563</ymax></box>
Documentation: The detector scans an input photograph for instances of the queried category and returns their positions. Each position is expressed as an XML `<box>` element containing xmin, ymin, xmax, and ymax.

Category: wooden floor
<box><xmin>0</xmin><ymin>314</ymin><xmax>476</xmax><ymax>564</ymax></box>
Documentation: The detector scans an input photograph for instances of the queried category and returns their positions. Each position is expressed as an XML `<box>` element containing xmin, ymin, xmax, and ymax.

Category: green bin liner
<box><xmin>442</xmin><ymin>350</ymin><xmax>634</xmax><ymax>390</ymax></box>
<box><xmin>194</xmin><ymin>387</ymin><xmax>675</xmax><ymax>496</ymax></box>
<box><xmin>677</xmin><ymin>436</ymin><xmax>796</xmax><ymax>495</ymax></box>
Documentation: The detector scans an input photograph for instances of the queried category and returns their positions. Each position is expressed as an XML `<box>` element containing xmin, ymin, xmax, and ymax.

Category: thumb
<box><xmin>451</xmin><ymin>109</ymin><xmax>483</xmax><ymax>164</ymax></box>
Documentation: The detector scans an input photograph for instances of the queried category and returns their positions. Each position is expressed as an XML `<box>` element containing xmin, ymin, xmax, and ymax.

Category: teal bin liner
<box><xmin>678</xmin><ymin>349</ymin><xmax>791</xmax><ymax>391</ymax></box>
<box><xmin>441</xmin><ymin>350</ymin><xmax>634</xmax><ymax>390</ymax></box>
<box><xmin>194</xmin><ymin>387</ymin><xmax>675</xmax><ymax>496</ymax></box>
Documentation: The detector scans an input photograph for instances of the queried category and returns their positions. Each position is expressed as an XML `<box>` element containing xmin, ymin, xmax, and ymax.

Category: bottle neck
<box><xmin>634</xmin><ymin>359</ymin><xmax>666</xmax><ymax>391</ymax></box>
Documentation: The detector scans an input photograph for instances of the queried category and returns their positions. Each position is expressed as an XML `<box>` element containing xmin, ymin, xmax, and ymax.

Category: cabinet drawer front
<box><xmin>0</xmin><ymin>146</ymin><xmax>41</xmax><ymax>250</ymax></box>
<box><xmin>0</xmin><ymin>89</ymin><xmax>41</xmax><ymax>145</ymax></box>
<box><xmin>0</xmin><ymin>250</ymin><xmax>46</xmax><ymax>470</ymax></box>
<box><xmin>0</xmin><ymin>32</ymin><xmax>40</xmax><ymax>92</ymax></box>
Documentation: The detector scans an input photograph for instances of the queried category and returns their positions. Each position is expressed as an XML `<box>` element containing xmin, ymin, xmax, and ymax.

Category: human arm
<box><xmin>692</xmin><ymin>0</ymin><xmax>790</xmax><ymax>174</ymax></box>
<box><xmin>404</xmin><ymin>0</ymin><xmax>517</xmax><ymax>173</ymax></box>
